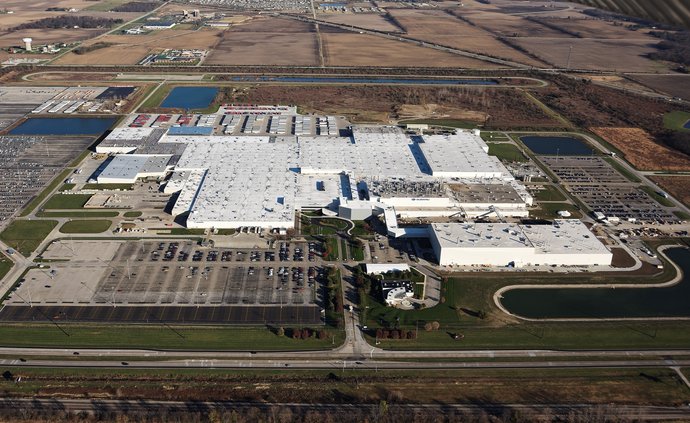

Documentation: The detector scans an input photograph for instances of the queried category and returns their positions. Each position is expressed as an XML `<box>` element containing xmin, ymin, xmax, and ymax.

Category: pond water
<box><xmin>9</xmin><ymin>117</ymin><xmax>117</xmax><ymax>136</ymax></box>
<box><xmin>160</xmin><ymin>87</ymin><xmax>218</xmax><ymax>109</ymax></box>
<box><xmin>499</xmin><ymin>247</ymin><xmax>690</xmax><ymax>319</ymax></box>
<box><xmin>684</xmin><ymin>119</ymin><xmax>690</xmax><ymax>129</ymax></box>
<box><xmin>520</xmin><ymin>135</ymin><xmax>597</xmax><ymax>155</ymax></box>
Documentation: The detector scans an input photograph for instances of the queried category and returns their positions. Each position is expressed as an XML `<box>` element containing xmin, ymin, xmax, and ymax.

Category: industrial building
<box><xmin>94</xmin><ymin>109</ymin><xmax>534</xmax><ymax>233</ymax></box>
<box><xmin>429</xmin><ymin>220</ymin><xmax>612</xmax><ymax>267</ymax></box>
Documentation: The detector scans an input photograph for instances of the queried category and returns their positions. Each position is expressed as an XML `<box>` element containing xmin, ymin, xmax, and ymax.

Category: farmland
<box><xmin>650</xmin><ymin>176</ymin><xmax>690</xmax><ymax>208</ymax></box>
<box><xmin>590</xmin><ymin>127</ymin><xmax>690</xmax><ymax>171</ymax></box>
<box><xmin>321</xmin><ymin>33</ymin><xmax>498</xmax><ymax>68</ymax></box>
<box><xmin>206</xmin><ymin>17</ymin><xmax>319</xmax><ymax>66</ymax></box>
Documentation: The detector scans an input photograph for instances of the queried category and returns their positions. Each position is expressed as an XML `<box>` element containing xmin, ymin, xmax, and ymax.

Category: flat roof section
<box><xmin>418</xmin><ymin>133</ymin><xmax>509</xmax><ymax>179</ymax></box>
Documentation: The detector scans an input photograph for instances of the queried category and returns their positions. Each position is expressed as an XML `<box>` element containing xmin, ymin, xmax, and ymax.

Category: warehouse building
<box><xmin>429</xmin><ymin>220</ymin><xmax>612</xmax><ymax>267</ymax></box>
<box><xmin>94</xmin><ymin>111</ymin><xmax>534</xmax><ymax>231</ymax></box>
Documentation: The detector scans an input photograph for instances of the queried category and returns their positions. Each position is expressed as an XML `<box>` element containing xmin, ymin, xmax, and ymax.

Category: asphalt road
<box><xmin>2</xmin><ymin>357</ymin><xmax>690</xmax><ymax>371</ymax></box>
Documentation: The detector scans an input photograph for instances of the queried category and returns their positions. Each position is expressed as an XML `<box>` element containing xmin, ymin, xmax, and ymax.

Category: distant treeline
<box><xmin>573</xmin><ymin>0</ymin><xmax>690</xmax><ymax>30</ymax></box>
<box><xmin>73</xmin><ymin>42</ymin><xmax>114</xmax><ymax>55</ymax></box>
<box><xmin>14</xmin><ymin>16</ymin><xmax>123</xmax><ymax>30</ymax></box>
<box><xmin>649</xmin><ymin>30</ymin><xmax>690</xmax><ymax>66</ymax></box>
<box><xmin>111</xmin><ymin>1</ymin><xmax>160</xmax><ymax>13</ymax></box>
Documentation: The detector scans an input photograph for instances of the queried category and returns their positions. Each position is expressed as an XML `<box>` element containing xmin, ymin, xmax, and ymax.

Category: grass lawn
<box><xmin>42</xmin><ymin>194</ymin><xmax>92</xmax><ymax>210</ymax></box>
<box><xmin>59</xmin><ymin>220</ymin><xmax>112</xmax><ymax>234</ymax></box>
<box><xmin>488</xmin><ymin>143</ymin><xmax>527</xmax><ymax>162</ymax></box>
<box><xmin>139</xmin><ymin>84</ymin><xmax>173</xmax><ymax>109</ymax></box>
<box><xmin>663</xmin><ymin>111</ymin><xmax>690</xmax><ymax>131</ymax></box>
<box><xmin>364</xmin><ymin>257</ymin><xmax>690</xmax><ymax>350</ymax></box>
<box><xmin>480</xmin><ymin>131</ymin><xmax>510</xmax><ymax>142</ymax></box>
<box><xmin>82</xmin><ymin>183</ymin><xmax>133</xmax><ymax>190</ymax></box>
<box><xmin>19</xmin><ymin>169</ymin><xmax>73</xmax><ymax>217</ymax></box>
<box><xmin>325</xmin><ymin>237</ymin><xmax>339</xmax><ymax>261</ymax></box>
<box><xmin>399</xmin><ymin>119</ymin><xmax>477</xmax><ymax>129</ymax></box>
<box><xmin>0</xmin><ymin>220</ymin><xmax>58</xmax><ymax>256</ymax></box>
<box><xmin>37</xmin><ymin>211</ymin><xmax>119</xmax><ymax>218</ymax></box>
<box><xmin>123</xmin><ymin>211</ymin><xmax>143</xmax><ymax>218</ymax></box>
<box><xmin>340</xmin><ymin>238</ymin><xmax>348</xmax><ymax>260</ymax></box>
<box><xmin>0</xmin><ymin>324</ymin><xmax>344</xmax><ymax>351</ymax></box>
<box><xmin>533</xmin><ymin>185</ymin><xmax>567</xmax><ymax>202</ymax></box>
<box><xmin>59</xmin><ymin>183</ymin><xmax>76</xmax><ymax>191</ymax></box>
<box><xmin>351</xmin><ymin>220</ymin><xmax>374</xmax><ymax>238</ymax></box>
<box><xmin>639</xmin><ymin>185</ymin><xmax>675</xmax><ymax>207</ymax></box>
<box><xmin>350</xmin><ymin>242</ymin><xmax>365</xmax><ymax>261</ymax></box>
<box><xmin>530</xmin><ymin>202</ymin><xmax>582</xmax><ymax>219</ymax></box>
<box><xmin>0</xmin><ymin>256</ymin><xmax>13</xmax><ymax>281</ymax></box>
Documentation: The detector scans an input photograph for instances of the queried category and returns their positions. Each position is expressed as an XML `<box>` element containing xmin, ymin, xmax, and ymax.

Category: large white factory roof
<box><xmin>95</xmin><ymin>112</ymin><xmax>533</xmax><ymax>229</ymax></box>
<box><xmin>419</xmin><ymin>133</ymin><xmax>508</xmax><ymax>179</ymax></box>
<box><xmin>430</xmin><ymin>219</ymin><xmax>611</xmax><ymax>264</ymax></box>
<box><xmin>520</xmin><ymin>220</ymin><xmax>611</xmax><ymax>256</ymax></box>
<box><xmin>97</xmin><ymin>154</ymin><xmax>172</xmax><ymax>183</ymax></box>
<box><xmin>174</xmin><ymin>137</ymin><xmax>300</xmax><ymax>227</ymax></box>
<box><xmin>97</xmin><ymin>127</ymin><xmax>158</xmax><ymax>153</ymax></box>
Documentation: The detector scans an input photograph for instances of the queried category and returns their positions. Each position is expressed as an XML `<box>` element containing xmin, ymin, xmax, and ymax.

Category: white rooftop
<box><xmin>418</xmin><ymin>133</ymin><xmax>509</xmax><ymax>179</ymax></box>
<box><xmin>430</xmin><ymin>220</ymin><xmax>609</xmax><ymax>255</ymax></box>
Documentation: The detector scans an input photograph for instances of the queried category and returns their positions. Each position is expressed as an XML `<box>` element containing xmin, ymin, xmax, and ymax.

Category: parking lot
<box><xmin>6</xmin><ymin>240</ymin><xmax>326</xmax><ymax>312</ymax></box>
<box><xmin>0</xmin><ymin>136</ymin><xmax>95</xmax><ymax>222</ymax></box>
<box><xmin>537</xmin><ymin>155</ymin><xmax>681</xmax><ymax>223</ymax></box>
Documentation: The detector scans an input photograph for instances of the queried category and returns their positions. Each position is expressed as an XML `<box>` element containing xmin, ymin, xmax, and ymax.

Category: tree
<box><xmin>293</xmin><ymin>329</ymin><xmax>302</xmax><ymax>340</ymax></box>
<box><xmin>277</xmin><ymin>326</ymin><xmax>285</xmax><ymax>337</ymax></box>
<box><xmin>478</xmin><ymin>310</ymin><xmax>488</xmax><ymax>320</ymax></box>
<box><xmin>431</xmin><ymin>321</ymin><xmax>441</xmax><ymax>331</ymax></box>
<box><xmin>424</xmin><ymin>322</ymin><xmax>433</xmax><ymax>332</ymax></box>
<box><xmin>302</xmin><ymin>328</ymin><xmax>311</xmax><ymax>339</ymax></box>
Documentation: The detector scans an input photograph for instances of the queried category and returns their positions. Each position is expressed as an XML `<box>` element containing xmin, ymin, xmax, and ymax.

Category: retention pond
<box><xmin>520</xmin><ymin>135</ymin><xmax>598</xmax><ymax>155</ymax></box>
<box><xmin>499</xmin><ymin>247</ymin><xmax>690</xmax><ymax>319</ymax></box>
<box><xmin>160</xmin><ymin>87</ymin><xmax>218</xmax><ymax>109</ymax></box>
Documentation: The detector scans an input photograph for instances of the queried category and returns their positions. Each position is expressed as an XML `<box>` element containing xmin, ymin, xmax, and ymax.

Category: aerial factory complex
<box><xmin>92</xmin><ymin>106</ymin><xmax>610</xmax><ymax>267</ymax></box>
<box><xmin>2</xmin><ymin>0</ymin><xmax>690</xmax><ymax>419</ymax></box>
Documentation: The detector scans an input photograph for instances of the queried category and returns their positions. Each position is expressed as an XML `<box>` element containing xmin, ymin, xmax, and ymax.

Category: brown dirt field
<box><xmin>96</xmin><ymin>28</ymin><xmax>224</xmax><ymax>49</ymax></box>
<box><xmin>397</xmin><ymin>103</ymin><xmax>487</xmax><ymax>122</ymax></box>
<box><xmin>535</xmin><ymin>18</ymin><xmax>657</xmax><ymax>40</ymax></box>
<box><xmin>25</xmin><ymin>71</ymin><xmax>116</xmax><ymax>81</ymax></box>
<box><xmin>627</xmin><ymin>74</ymin><xmax>690</xmax><ymax>102</ymax></box>
<box><xmin>320</xmin><ymin>13</ymin><xmax>401</xmax><ymax>32</ymax></box>
<box><xmin>387</xmin><ymin>9</ymin><xmax>543</xmax><ymax>66</ymax></box>
<box><xmin>512</xmin><ymin>38</ymin><xmax>666</xmax><ymax>72</ymax></box>
<box><xmin>584</xmin><ymin>74</ymin><xmax>656</xmax><ymax>93</ymax></box>
<box><xmin>206</xmin><ymin>32</ymin><xmax>319</xmax><ymax>66</ymax></box>
<box><xmin>321</xmin><ymin>32</ymin><xmax>502</xmax><ymax>68</ymax></box>
<box><xmin>0</xmin><ymin>28</ymin><xmax>103</xmax><ymax>48</ymax></box>
<box><xmin>649</xmin><ymin>176</ymin><xmax>690</xmax><ymax>208</ymax></box>
<box><xmin>590</xmin><ymin>127</ymin><xmax>690</xmax><ymax>171</ymax></box>
<box><xmin>465</xmin><ymin>13</ymin><xmax>572</xmax><ymax>38</ymax></box>
<box><xmin>221</xmin><ymin>85</ymin><xmax>558</xmax><ymax>127</ymax></box>
<box><xmin>54</xmin><ymin>29</ymin><xmax>225</xmax><ymax>65</ymax></box>
<box><xmin>226</xmin><ymin>16</ymin><xmax>315</xmax><ymax>33</ymax></box>
<box><xmin>610</xmin><ymin>247</ymin><xmax>637</xmax><ymax>268</ymax></box>
<box><xmin>54</xmin><ymin>44</ymin><xmax>150</xmax><ymax>65</ymax></box>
